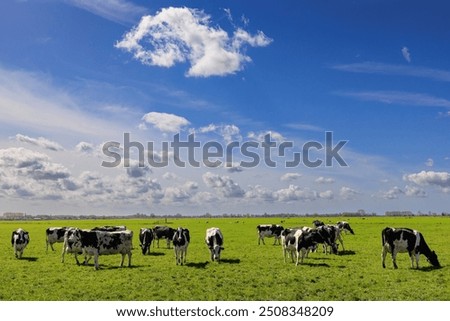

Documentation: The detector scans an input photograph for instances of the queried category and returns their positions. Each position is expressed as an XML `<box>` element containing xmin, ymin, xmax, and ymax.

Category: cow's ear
<box><xmin>220</xmin><ymin>247</ymin><xmax>225</xmax><ymax>250</ymax></box>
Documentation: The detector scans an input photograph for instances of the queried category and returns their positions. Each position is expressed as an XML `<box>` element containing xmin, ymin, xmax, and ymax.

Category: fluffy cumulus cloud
<box><xmin>315</xmin><ymin>176</ymin><xmax>335</xmax><ymax>184</ymax></box>
<box><xmin>280</xmin><ymin>173</ymin><xmax>301</xmax><ymax>181</ymax></box>
<box><xmin>75</xmin><ymin>141</ymin><xmax>95</xmax><ymax>154</ymax></box>
<box><xmin>115</xmin><ymin>7</ymin><xmax>272</xmax><ymax>77</ymax></box>
<box><xmin>0</xmin><ymin>148</ymin><xmax>74</xmax><ymax>200</ymax></box>
<box><xmin>141</xmin><ymin>111</ymin><xmax>190</xmax><ymax>133</ymax></box>
<box><xmin>202</xmin><ymin>172</ymin><xmax>245</xmax><ymax>198</ymax></box>
<box><xmin>15</xmin><ymin>134</ymin><xmax>63</xmax><ymax>151</ymax></box>
<box><xmin>404</xmin><ymin>170</ymin><xmax>450</xmax><ymax>188</ymax></box>
<box><xmin>339</xmin><ymin>186</ymin><xmax>360</xmax><ymax>200</ymax></box>
<box><xmin>273</xmin><ymin>185</ymin><xmax>318</xmax><ymax>202</ymax></box>
<box><xmin>197</xmin><ymin>123</ymin><xmax>242</xmax><ymax>143</ymax></box>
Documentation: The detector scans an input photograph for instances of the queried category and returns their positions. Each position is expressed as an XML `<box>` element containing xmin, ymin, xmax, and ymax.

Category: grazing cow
<box><xmin>11</xmin><ymin>228</ymin><xmax>30</xmax><ymax>259</ymax></box>
<box><xmin>46</xmin><ymin>227</ymin><xmax>71</xmax><ymax>253</ymax></box>
<box><xmin>315</xmin><ymin>225</ymin><xmax>339</xmax><ymax>255</ymax></box>
<box><xmin>67</xmin><ymin>228</ymin><xmax>133</xmax><ymax>270</ymax></box>
<box><xmin>257</xmin><ymin>224</ymin><xmax>284</xmax><ymax>245</ymax></box>
<box><xmin>205</xmin><ymin>227</ymin><xmax>224</xmax><ymax>262</ymax></box>
<box><xmin>381</xmin><ymin>227</ymin><xmax>440</xmax><ymax>269</ymax></box>
<box><xmin>172</xmin><ymin>227</ymin><xmax>190</xmax><ymax>265</ymax></box>
<box><xmin>139</xmin><ymin>228</ymin><xmax>154</xmax><ymax>255</ymax></box>
<box><xmin>153</xmin><ymin>225</ymin><xmax>176</xmax><ymax>248</ymax></box>
<box><xmin>337</xmin><ymin>221</ymin><xmax>354</xmax><ymax>235</ymax></box>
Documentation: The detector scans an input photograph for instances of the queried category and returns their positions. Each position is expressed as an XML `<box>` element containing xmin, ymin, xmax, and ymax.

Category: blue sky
<box><xmin>0</xmin><ymin>0</ymin><xmax>449</xmax><ymax>216</ymax></box>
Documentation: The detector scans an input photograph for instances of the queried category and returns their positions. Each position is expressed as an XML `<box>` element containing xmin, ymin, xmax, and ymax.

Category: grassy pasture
<box><xmin>0</xmin><ymin>216</ymin><xmax>448</xmax><ymax>301</ymax></box>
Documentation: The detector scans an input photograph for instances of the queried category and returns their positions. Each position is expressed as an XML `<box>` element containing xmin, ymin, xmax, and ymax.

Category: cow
<box><xmin>337</xmin><ymin>221</ymin><xmax>354</xmax><ymax>235</ymax></box>
<box><xmin>172</xmin><ymin>227</ymin><xmax>190</xmax><ymax>265</ymax></box>
<box><xmin>46</xmin><ymin>227</ymin><xmax>71</xmax><ymax>253</ymax></box>
<box><xmin>381</xmin><ymin>227</ymin><xmax>440</xmax><ymax>269</ymax></box>
<box><xmin>139</xmin><ymin>228</ymin><xmax>154</xmax><ymax>255</ymax></box>
<box><xmin>66</xmin><ymin>228</ymin><xmax>133</xmax><ymax>270</ymax></box>
<box><xmin>61</xmin><ymin>227</ymin><xmax>84</xmax><ymax>264</ymax></box>
<box><xmin>281</xmin><ymin>228</ymin><xmax>301</xmax><ymax>263</ymax></box>
<box><xmin>153</xmin><ymin>225</ymin><xmax>176</xmax><ymax>248</ymax></box>
<box><xmin>11</xmin><ymin>228</ymin><xmax>30</xmax><ymax>259</ymax></box>
<box><xmin>314</xmin><ymin>225</ymin><xmax>339</xmax><ymax>255</ymax></box>
<box><xmin>257</xmin><ymin>224</ymin><xmax>284</xmax><ymax>245</ymax></box>
<box><xmin>205</xmin><ymin>227</ymin><xmax>224</xmax><ymax>262</ymax></box>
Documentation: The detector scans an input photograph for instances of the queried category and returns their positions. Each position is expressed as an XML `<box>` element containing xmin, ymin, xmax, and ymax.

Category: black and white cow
<box><xmin>139</xmin><ymin>228</ymin><xmax>154</xmax><ymax>255</ymax></box>
<box><xmin>172</xmin><ymin>227</ymin><xmax>190</xmax><ymax>265</ymax></box>
<box><xmin>257</xmin><ymin>224</ymin><xmax>284</xmax><ymax>245</ymax></box>
<box><xmin>46</xmin><ymin>227</ymin><xmax>71</xmax><ymax>253</ymax></box>
<box><xmin>67</xmin><ymin>228</ymin><xmax>133</xmax><ymax>270</ymax></box>
<box><xmin>61</xmin><ymin>227</ymin><xmax>84</xmax><ymax>264</ymax></box>
<box><xmin>314</xmin><ymin>225</ymin><xmax>339</xmax><ymax>255</ymax></box>
<box><xmin>281</xmin><ymin>228</ymin><xmax>301</xmax><ymax>263</ymax></box>
<box><xmin>11</xmin><ymin>228</ymin><xmax>30</xmax><ymax>259</ymax></box>
<box><xmin>153</xmin><ymin>225</ymin><xmax>176</xmax><ymax>248</ymax></box>
<box><xmin>381</xmin><ymin>227</ymin><xmax>440</xmax><ymax>269</ymax></box>
<box><xmin>332</xmin><ymin>221</ymin><xmax>355</xmax><ymax>252</ymax></box>
<box><xmin>205</xmin><ymin>227</ymin><xmax>224</xmax><ymax>262</ymax></box>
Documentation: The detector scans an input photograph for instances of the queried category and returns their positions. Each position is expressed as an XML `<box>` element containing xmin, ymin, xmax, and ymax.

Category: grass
<box><xmin>0</xmin><ymin>216</ymin><xmax>448</xmax><ymax>301</ymax></box>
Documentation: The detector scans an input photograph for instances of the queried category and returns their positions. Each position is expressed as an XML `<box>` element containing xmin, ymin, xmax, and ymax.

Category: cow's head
<box><xmin>427</xmin><ymin>251</ymin><xmax>440</xmax><ymax>268</ymax></box>
<box><xmin>210</xmin><ymin>245</ymin><xmax>224</xmax><ymax>261</ymax></box>
<box><xmin>66</xmin><ymin>228</ymin><xmax>82</xmax><ymax>250</ymax></box>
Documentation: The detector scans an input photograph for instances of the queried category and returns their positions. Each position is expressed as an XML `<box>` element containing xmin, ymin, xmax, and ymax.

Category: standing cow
<box><xmin>61</xmin><ymin>227</ymin><xmax>84</xmax><ymax>264</ymax></box>
<box><xmin>257</xmin><ymin>224</ymin><xmax>284</xmax><ymax>245</ymax></box>
<box><xmin>46</xmin><ymin>227</ymin><xmax>71</xmax><ymax>253</ymax></box>
<box><xmin>67</xmin><ymin>228</ymin><xmax>133</xmax><ymax>270</ymax></box>
<box><xmin>139</xmin><ymin>228</ymin><xmax>154</xmax><ymax>255</ymax></box>
<box><xmin>12</xmin><ymin>228</ymin><xmax>30</xmax><ymax>259</ymax></box>
<box><xmin>153</xmin><ymin>225</ymin><xmax>176</xmax><ymax>248</ymax></box>
<box><xmin>172</xmin><ymin>227</ymin><xmax>190</xmax><ymax>265</ymax></box>
<box><xmin>381</xmin><ymin>227</ymin><xmax>440</xmax><ymax>269</ymax></box>
<box><xmin>205</xmin><ymin>227</ymin><xmax>224</xmax><ymax>262</ymax></box>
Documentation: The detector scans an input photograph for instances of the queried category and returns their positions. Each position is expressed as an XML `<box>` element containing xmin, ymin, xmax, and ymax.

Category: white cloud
<box><xmin>379</xmin><ymin>186</ymin><xmax>404</xmax><ymax>200</ymax></box>
<box><xmin>141</xmin><ymin>112</ymin><xmax>190</xmax><ymax>133</ymax></box>
<box><xmin>115</xmin><ymin>7</ymin><xmax>272</xmax><ymax>77</ymax></box>
<box><xmin>315</xmin><ymin>176</ymin><xmax>335</xmax><ymax>184</ymax></box>
<box><xmin>202</xmin><ymin>172</ymin><xmax>245</xmax><ymax>198</ymax></box>
<box><xmin>337</xmin><ymin>90</ymin><xmax>450</xmax><ymax>108</ymax></box>
<box><xmin>425</xmin><ymin>158</ymin><xmax>434</xmax><ymax>167</ymax></box>
<box><xmin>66</xmin><ymin>0</ymin><xmax>147</xmax><ymax>24</ymax></box>
<box><xmin>197</xmin><ymin>123</ymin><xmax>241</xmax><ymax>143</ymax></box>
<box><xmin>75</xmin><ymin>141</ymin><xmax>95</xmax><ymax>154</ymax></box>
<box><xmin>402</xmin><ymin>46</ymin><xmax>411</xmax><ymax>63</ymax></box>
<box><xmin>332</xmin><ymin>62</ymin><xmax>450</xmax><ymax>82</ymax></box>
<box><xmin>403</xmin><ymin>170</ymin><xmax>450</xmax><ymax>188</ymax></box>
<box><xmin>15</xmin><ymin>134</ymin><xmax>63</xmax><ymax>151</ymax></box>
<box><xmin>247</xmin><ymin>130</ymin><xmax>285</xmax><ymax>143</ymax></box>
<box><xmin>405</xmin><ymin>185</ymin><xmax>427</xmax><ymax>198</ymax></box>
<box><xmin>274</xmin><ymin>185</ymin><xmax>318</xmax><ymax>202</ymax></box>
<box><xmin>280</xmin><ymin>173</ymin><xmax>301</xmax><ymax>181</ymax></box>
<box><xmin>340</xmin><ymin>186</ymin><xmax>360</xmax><ymax>200</ymax></box>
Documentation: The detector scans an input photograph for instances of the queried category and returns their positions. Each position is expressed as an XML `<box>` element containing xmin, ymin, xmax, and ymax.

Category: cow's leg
<box><xmin>167</xmin><ymin>238</ymin><xmax>171</xmax><ymax>249</ymax></box>
<box><xmin>93</xmin><ymin>252</ymin><xmax>99</xmax><ymax>270</ymax></box>
<box><xmin>413</xmin><ymin>252</ymin><xmax>420</xmax><ymax>269</ymax></box>
<box><xmin>391</xmin><ymin>248</ymin><xmax>398</xmax><ymax>269</ymax></box>
<box><xmin>381</xmin><ymin>245</ymin><xmax>388</xmax><ymax>268</ymax></box>
<box><xmin>46</xmin><ymin>241</ymin><xmax>49</xmax><ymax>253</ymax></box>
<box><xmin>184</xmin><ymin>248</ymin><xmax>187</xmax><ymax>264</ymax></box>
<box><xmin>128</xmin><ymin>252</ymin><xmax>132</xmax><ymax>267</ymax></box>
<box><xmin>50</xmin><ymin>243</ymin><xmax>55</xmax><ymax>252</ymax></box>
<box><xmin>61</xmin><ymin>247</ymin><xmax>65</xmax><ymax>263</ymax></box>
<box><xmin>338</xmin><ymin>234</ymin><xmax>345</xmax><ymax>251</ymax></box>
<box><xmin>295</xmin><ymin>250</ymin><xmax>300</xmax><ymax>266</ymax></box>
<box><xmin>119</xmin><ymin>254</ymin><xmax>124</xmax><ymax>267</ymax></box>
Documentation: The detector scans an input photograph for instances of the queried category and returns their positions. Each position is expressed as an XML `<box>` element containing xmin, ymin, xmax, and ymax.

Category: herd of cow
<box><xmin>10</xmin><ymin>220</ymin><xmax>441</xmax><ymax>270</ymax></box>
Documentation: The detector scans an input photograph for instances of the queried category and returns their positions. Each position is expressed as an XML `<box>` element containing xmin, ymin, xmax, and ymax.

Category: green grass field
<box><xmin>0</xmin><ymin>216</ymin><xmax>448</xmax><ymax>301</ymax></box>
